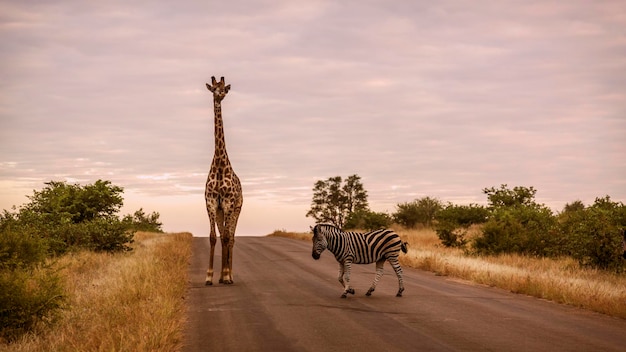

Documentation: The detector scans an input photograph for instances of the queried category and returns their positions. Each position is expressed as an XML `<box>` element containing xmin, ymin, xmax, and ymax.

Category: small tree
<box><xmin>122</xmin><ymin>208</ymin><xmax>163</xmax><ymax>232</ymax></box>
<box><xmin>7</xmin><ymin>180</ymin><xmax>134</xmax><ymax>254</ymax></box>
<box><xmin>483</xmin><ymin>184</ymin><xmax>537</xmax><ymax>209</ymax></box>
<box><xmin>473</xmin><ymin>185</ymin><xmax>559</xmax><ymax>256</ymax></box>
<box><xmin>393</xmin><ymin>201</ymin><xmax>421</xmax><ymax>228</ymax></box>
<box><xmin>435</xmin><ymin>204</ymin><xmax>489</xmax><ymax>247</ymax></box>
<box><xmin>393</xmin><ymin>196</ymin><xmax>443</xmax><ymax>228</ymax></box>
<box><xmin>0</xmin><ymin>212</ymin><xmax>65</xmax><ymax>342</ymax></box>
<box><xmin>344</xmin><ymin>209</ymin><xmax>392</xmax><ymax>230</ymax></box>
<box><xmin>562</xmin><ymin>200</ymin><xmax>585</xmax><ymax>213</ymax></box>
<box><xmin>560</xmin><ymin>196</ymin><xmax>626</xmax><ymax>271</ymax></box>
<box><xmin>306</xmin><ymin>175</ymin><xmax>368</xmax><ymax>228</ymax></box>
<box><xmin>474</xmin><ymin>204</ymin><xmax>558</xmax><ymax>256</ymax></box>
<box><xmin>23</xmin><ymin>180</ymin><xmax>124</xmax><ymax>224</ymax></box>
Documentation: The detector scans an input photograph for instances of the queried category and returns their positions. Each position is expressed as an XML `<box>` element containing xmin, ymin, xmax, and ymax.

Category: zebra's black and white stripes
<box><xmin>311</xmin><ymin>224</ymin><xmax>408</xmax><ymax>298</ymax></box>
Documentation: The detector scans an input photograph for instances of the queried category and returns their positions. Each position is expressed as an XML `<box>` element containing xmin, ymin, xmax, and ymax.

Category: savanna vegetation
<box><xmin>269</xmin><ymin>227</ymin><xmax>626</xmax><ymax>318</ymax></box>
<box><xmin>0</xmin><ymin>231</ymin><xmax>191</xmax><ymax>351</ymax></box>
<box><xmin>1</xmin><ymin>180</ymin><xmax>167</xmax><ymax>345</ymax></box>
<box><xmin>297</xmin><ymin>176</ymin><xmax>626</xmax><ymax>317</ymax></box>
<box><xmin>3</xmin><ymin>175</ymin><xmax>625</xmax><ymax>347</ymax></box>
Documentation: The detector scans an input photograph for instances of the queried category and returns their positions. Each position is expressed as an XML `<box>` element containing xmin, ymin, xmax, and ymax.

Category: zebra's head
<box><xmin>311</xmin><ymin>224</ymin><xmax>328</xmax><ymax>260</ymax></box>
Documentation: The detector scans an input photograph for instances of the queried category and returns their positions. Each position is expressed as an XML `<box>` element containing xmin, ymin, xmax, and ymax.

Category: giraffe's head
<box><xmin>206</xmin><ymin>76</ymin><xmax>231</xmax><ymax>103</ymax></box>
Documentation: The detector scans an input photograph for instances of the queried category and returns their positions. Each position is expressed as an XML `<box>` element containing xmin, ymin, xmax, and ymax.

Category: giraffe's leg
<box><xmin>215</xmin><ymin>208</ymin><xmax>228</xmax><ymax>284</ymax></box>
<box><xmin>222</xmin><ymin>202</ymin><xmax>241</xmax><ymax>285</ymax></box>
<box><xmin>219</xmin><ymin>235</ymin><xmax>230</xmax><ymax>284</ymax></box>
<box><xmin>222</xmin><ymin>235</ymin><xmax>235</xmax><ymax>284</ymax></box>
<box><xmin>366</xmin><ymin>259</ymin><xmax>386</xmax><ymax>296</ymax></box>
<box><xmin>205</xmin><ymin>207</ymin><xmax>218</xmax><ymax>286</ymax></box>
<box><xmin>388</xmin><ymin>256</ymin><xmax>405</xmax><ymax>297</ymax></box>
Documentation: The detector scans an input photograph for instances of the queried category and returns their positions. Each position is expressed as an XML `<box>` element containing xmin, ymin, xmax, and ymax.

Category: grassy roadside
<box><xmin>269</xmin><ymin>228</ymin><xmax>626</xmax><ymax>319</ymax></box>
<box><xmin>1</xmin><ymin>232</ymin><xmax>192</xmax><ymax>352</ymax></box>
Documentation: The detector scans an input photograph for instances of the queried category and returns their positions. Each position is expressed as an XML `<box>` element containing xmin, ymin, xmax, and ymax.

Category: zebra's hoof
<box><xmin>347</xmin><ymin>288</ymin><xmax>355</xmax><ymax>295</ymax></box>
<box><xmin>205</xmin><ymin>281</ymin><xmax>213</xmax><ymax>286</ymax></box>
<box><xmin>341</xmin><ymin>293</ymin><xmax>347</xmax><ymax>298</ymax></box>
<box><xmin>396</xmin><ymin>288</ymin><xmax>404</xmax><ymax>297</ymax></box>
<box><xmin>366</xmin><ymin>289</ymin><xmax>374</xmax><ymax>296</ymax></box>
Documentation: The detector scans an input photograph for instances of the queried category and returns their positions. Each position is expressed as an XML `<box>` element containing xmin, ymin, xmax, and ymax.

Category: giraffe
<box><xmin>204</xmin><ymin>76</ymin><xmax>243</xmax><ymax>285</ymax></box>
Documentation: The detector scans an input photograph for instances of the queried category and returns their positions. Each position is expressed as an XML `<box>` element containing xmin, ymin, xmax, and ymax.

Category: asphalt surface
<box><xmin>183</xmin><ymin>236</ymin><xmax>626</xmax><ymax>352</ymax></box>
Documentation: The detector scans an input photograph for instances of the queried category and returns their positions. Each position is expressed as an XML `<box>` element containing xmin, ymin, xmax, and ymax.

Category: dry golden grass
<box><xmin>267</xmin><ymin>229</ymin><xmax>311</xmax><ymax>241</ymax></box>
<box><xmin>398</xmin><ymin>227</ymin><xmax>626</xmax><ymax>319</ymax></box>
<box><xmin>1</xmin><ymin>231</ymin><xmax>193</xmax><ymax>352</ymax></box>
<box><xmin>271</xmin><ymin>227</ymin><xmax>626</xmax><ymax>319</ymax></box>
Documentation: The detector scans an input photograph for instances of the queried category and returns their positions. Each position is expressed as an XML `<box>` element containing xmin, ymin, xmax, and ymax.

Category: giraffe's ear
<box><xmin>225</xmin><ymin>84</ymin><xmax>231</xmax><ymax>93</ymax></box>
<box><xmin>206</xmin><ymin>83</ymin><xmax>214</xmax><ymax>92</ymax></box>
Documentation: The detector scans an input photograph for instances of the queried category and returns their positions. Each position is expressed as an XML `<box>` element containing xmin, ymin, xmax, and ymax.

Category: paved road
<box><xmin>183</xmin><ymin>236</ymin><xmax>626</xmax><ymax>351</ymax></box>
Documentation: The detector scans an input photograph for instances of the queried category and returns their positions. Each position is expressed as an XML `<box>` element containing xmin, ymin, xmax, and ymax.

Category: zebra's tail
<box><xmin>401</xmin><ymin>241</ymin><xmax>408</xmax><ymax>254</ymax></box>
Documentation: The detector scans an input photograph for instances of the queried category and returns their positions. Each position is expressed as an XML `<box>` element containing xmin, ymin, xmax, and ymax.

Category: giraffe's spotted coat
<box><xmin>204</xmin><ymin>76</ymin><xmax>243</xmax><ymax>285</ymax></box>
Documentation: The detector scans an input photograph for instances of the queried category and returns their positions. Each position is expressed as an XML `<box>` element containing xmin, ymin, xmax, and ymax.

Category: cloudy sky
<box><xmin>1</xmin><ymin>0</ymin><xmax>625</xmax><ymax>236</ymax></box>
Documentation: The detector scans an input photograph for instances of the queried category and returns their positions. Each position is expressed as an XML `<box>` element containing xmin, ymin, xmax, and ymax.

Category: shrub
<box><xmin>559</xmin><ymin>196</ymin><xmax>625</xmax><ymax>271</ymax></box>
<box><xmin>45</xmin><ymin>217</ymin><xmax>134</xmax><ymax>253</ymax></box>
<box><xmin>435</xmin><ymin>204</ymin><xmax>489</xmax><ymax>248</ymax></box>
<box><xmin>344</xmin><ymin>209</ymin><xmax>392</xmax><ymax>230</ymax></box>
<box><xmin>393</xmin><ymin>197</ymin><xmax>443</xmax><ymax>228</ymax></box>
<box><xmin>0</xmin><ymin>212</ymin><xmax>49</xmax><ymax>269</ymax></box>
<box><xmin>122</xmin><ymin>208</ymin><xmax>163</xmax><ymax>233</ymax></box>
<box><xmin>0</xmin><ymin>226</ymin><xmax>65</xmax><ymax>342</ymax></box>
<box><xmin>23</xmin><ymin>180</ymin><xmax>124</xmax><ymax>224</ymax></box>
<box><xmin>472</xmin><ymin>185</ymin><xmax>562</xmax><ymax>256</ymax></box>
<box><xmin>472</xmin><ymin>204</ymin><xmax>559</xmax><ymax>256</ymax></box>
<box><xmin>84</xmin><ymin>218</ymin><xmax>134</xmax><ymax>252</ymax></box>
<box><xmin>0</xmin><ymin>180</ymin><xmax>138</xmax><ymax>254</ymax></box>
<box><xmin>483</xmin><ymin>184</ymin><xmax>537</xmax><ymax>208</ymax></box>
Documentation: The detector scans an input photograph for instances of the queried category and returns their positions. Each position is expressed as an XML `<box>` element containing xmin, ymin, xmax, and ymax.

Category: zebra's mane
<box><xmin>315</xmin><ymin>223</ymin><xmax>341</xmax><ymax>232</ymax></box>
<box><xmin>315</xmin><ymin>224</ymin><xmax>371</xmax><ymax>236</ymax></box>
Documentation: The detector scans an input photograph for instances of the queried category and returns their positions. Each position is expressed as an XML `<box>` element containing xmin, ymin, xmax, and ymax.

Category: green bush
<box><xmin>0</xmin><ymin>226</ymin><xmax>65</xmax><ymax>342</ymax></box>
<box><xmin>0</xmin><ymin>180</ymin><xmax>139</xmax><ymax>254</ymax></box>
<box><xmin>0</xmin><ymin>212</ymin><xmax>49</xmax><ymax>269</ymax></box>
<box><xmin>344</xmin><ymin>209</ymin><xmax>392</xmax><ymax>230</ymax></box>
<box><xmin>483</xmin><ymin>184</ymin><xmax>538</xmax><ymax>208</ymax></box>
<box><xmin>23</xmin><ymin>180</ymin><xmax>123</xmax><ymax>224</ymax></box>
<box><xmin>0</xmin><ymin>265</ymin><xmax>65</xmax><ymax>342</ymax></box>
<box><xmin>83</xmin><ymin>218</ymin><xmax>134</xmax><ymax>252</ymax></box>
<box><xmin>559</xmin><ymin>196</ymin><xmax>625</xmax><ymax>271</ymax></box>
<box><xmin>435</xmin><ymin>204</ymin><xmax>488</xmax><ymax>248</ymax></box>
<box><xmin>0</xmin><ymin>179</ymin><xmax>159</xmax><ymax>341</ymax></box>
<box><xmin>472</xmin><ymin>205</ymin><xmax>560</xmax><ymax>256</ymax></box>
<box><xmin>393</xmin><ymin>197</ymin><xmax>443</xmax><ymax>228</ymax></box>
<box><xmin>122</xmin><ymin>208</ymin><xmax>163</xmax><ymax>233</ymax></box>
<box><xmin>471</xmin><ymin>185</ymin><xmax>562</xmax><ymax>256</ymax></box>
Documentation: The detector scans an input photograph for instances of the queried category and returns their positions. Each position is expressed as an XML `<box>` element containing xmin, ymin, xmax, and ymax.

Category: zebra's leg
<box><xmin>388</xmin><ymin>256</ymin><xmax>405</xmax><ymax>297</ymax></box>
<box><xmin>366</xmin><ymin>259</ymin><xmax>386</xmax><ymax>296</ymax></box>
<box><xmin>337</xmin><ymin>263</ymin><xmax>345</xmax><ymax>286</ymax></box>
<box><xmin>341</xmin><ymin>261</ymin><xmax>355</xmax><ymax>298</ymax></box>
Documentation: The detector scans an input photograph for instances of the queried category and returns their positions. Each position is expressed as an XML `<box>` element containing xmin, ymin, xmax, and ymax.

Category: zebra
<box><xmin>311</xmin><ymin>223</ymin><xmax>408</xmax><ymax>298</ymax></box>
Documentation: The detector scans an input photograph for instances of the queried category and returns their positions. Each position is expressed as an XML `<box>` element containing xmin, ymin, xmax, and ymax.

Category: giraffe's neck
<box><xmin>213</xmin><ymin>100</ymin><xmax>228</xmax><ymax>161</ymax></box>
